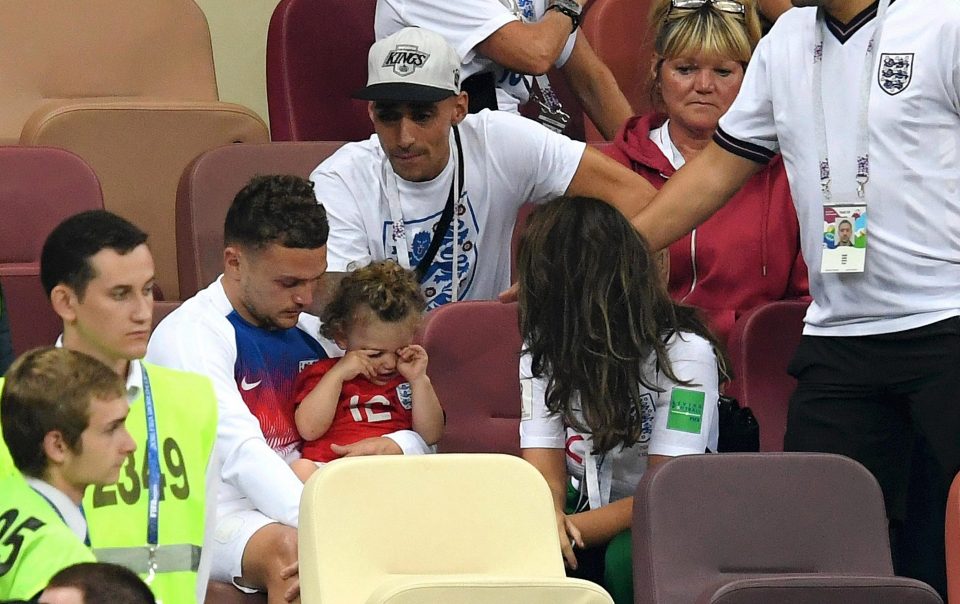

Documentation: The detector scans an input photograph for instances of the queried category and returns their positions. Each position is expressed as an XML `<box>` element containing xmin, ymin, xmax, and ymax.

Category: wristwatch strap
<box><xmin>546</xmin><ymin>0</ymin><xmax>581</xmax><ymax>32</ymax></box>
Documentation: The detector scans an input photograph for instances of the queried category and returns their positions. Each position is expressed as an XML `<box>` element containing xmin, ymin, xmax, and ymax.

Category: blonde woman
<box><xmin>605</xmin><ymin>0</ymin><xmax>807</xmax><ymax>350</ymax></box>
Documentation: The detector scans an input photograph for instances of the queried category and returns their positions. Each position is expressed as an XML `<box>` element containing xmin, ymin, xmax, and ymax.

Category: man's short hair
<box><xmin>224</xmin><ymin>175</ymin><xmax>329</xmax><ymax>251</ymax></box>
<box><xmin>1</xmin><ymin>347</ymin><xmax>125</xmax><ymax>478</ymax></box>
<box><xmin>46</xmin><ymin>562</ymin><xmax>156</xmax><ymax>604</ymax></box>
<box><xmin>40</xmin><ymin>210</ymin><xmax>148</xmax><ymax>299</ymax></box>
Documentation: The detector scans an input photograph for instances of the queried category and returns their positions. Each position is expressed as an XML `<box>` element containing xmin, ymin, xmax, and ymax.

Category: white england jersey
<box><xmin>716</xmin><ymin>0</ymin><xmax>960</xmax><ymax>336</ymax></box>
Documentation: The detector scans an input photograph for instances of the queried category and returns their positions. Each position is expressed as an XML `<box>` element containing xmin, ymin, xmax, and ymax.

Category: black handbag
<box><xmin>717</xmin><ymin>395</ymin><xmax>760</xmax><ymax>452</ymax></box>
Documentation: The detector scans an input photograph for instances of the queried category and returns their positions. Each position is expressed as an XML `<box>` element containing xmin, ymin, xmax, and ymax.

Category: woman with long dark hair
<box><xmin>518</xmin><ymin>196</ymin><xmax>722</xmax><ymax>603</ymax></box>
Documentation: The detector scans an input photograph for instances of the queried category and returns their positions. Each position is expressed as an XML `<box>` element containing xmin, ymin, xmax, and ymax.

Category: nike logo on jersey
<box><xmin>240</xmin><ymin>376</ymin><xmax>262</xmax><ymax>391</ymax></box>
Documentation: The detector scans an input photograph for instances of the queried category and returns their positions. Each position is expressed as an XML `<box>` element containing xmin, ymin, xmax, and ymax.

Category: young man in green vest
<box><xmin>35</xmin><ymin>210</ymin><xmax>219</xmax><ymax>604</ymax></box>
<box><xmin>0</xmin><ymin>347</ymin><xmax>134</xmax><ymax>601</ymax></box>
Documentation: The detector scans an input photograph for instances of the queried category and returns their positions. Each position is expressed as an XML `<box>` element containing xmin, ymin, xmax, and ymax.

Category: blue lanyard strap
<box><xmin>141</xmin><ymin>366</ymin><xmax>160</xmax><ymax>546</ymax></box>
<box><xmin>31</xmin><ymin>487</ymin><xmax>90</xmax><ymax>546</ymax></box>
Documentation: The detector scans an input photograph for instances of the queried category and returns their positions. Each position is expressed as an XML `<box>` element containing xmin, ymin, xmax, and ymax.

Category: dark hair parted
<box><xmin>47</xmin><ymin>562</ymin><xmax>156</xmax><ymax>604</ymax></box>
<box><xmin>1</xmin><ymin>347</ymin><xmax>125</xmax><ymax>478</ymax></box>
<box><xmin>224</xmin><ymin>174</ymin><xmax>329</xmax><ymax>251</ymax></box>
<box><xmin>518</xmin><ymin>196</ymin><xmax>722</xmax><ymax>453</ymax></box>
<box><xmin>320</xmin><ymin>260</ymin><xmax>426</xmax><ymax>340</ymax></box>
<box><xmin>40</xmin><ymin>210</ymin><xmax>148</xmax><ymax>298</ymax></box>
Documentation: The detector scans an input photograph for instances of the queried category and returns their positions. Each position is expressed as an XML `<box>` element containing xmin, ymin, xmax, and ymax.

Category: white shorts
<box><xmin>209</xmin><ymin>499</ymin><xmax>275</xmax><ymax>593</ymax></box>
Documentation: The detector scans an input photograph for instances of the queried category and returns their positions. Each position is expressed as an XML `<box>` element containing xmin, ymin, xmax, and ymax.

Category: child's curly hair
<box><xmin>320</xmin><ymin>260</ymin><xmax>426</xmax><ymax>340</ymax></box>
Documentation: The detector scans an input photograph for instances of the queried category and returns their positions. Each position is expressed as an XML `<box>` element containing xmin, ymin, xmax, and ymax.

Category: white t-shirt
<box><xmin>716</xmin><ymin>0</ymin><xmax>960</xmax><ymax>336</ymax></box>
<box><xmin>375</xmin><ymin>0</ymin><xmax>577</xmax><ymax>112</ymax></box>
<box><xmin>310</xmin><ymin>110</ymin><xmax>586</xmax><ymax>309</ymax></box>
<box><xmin>519</xmin><ymin>332</ymin><xmax>718</xmax><ymax>507</ymax></box>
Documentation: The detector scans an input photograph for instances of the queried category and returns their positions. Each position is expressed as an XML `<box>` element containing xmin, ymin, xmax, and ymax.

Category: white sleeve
<box><xmin>146</xmin><ymin>314</ymin><xmax>303</xmax><ymax>527</ymax></box>
<box><xmin>310</xmin><ymin>157</ymin><xmax>374</xmax><ymax>273</ymax></box>
<box><xmin>383</xmin><ymin>430</ymin><xmax>434</xmax><ymax>454</ymax></box>
<box><xmin>555</xmin><ymin>30</ymin><xmax>577</xmax><ymax>68</ymax></box>
<box><xmin>519</xmin><ymin>352</ymin><xmax>565</xmax><ymax>449</ymax></box>
<box><xmin>376</xmin><ymin>0</ymin><xmax>518</xmax><ymax>67</ymax></box>
<box><xmin>647</xmin><ymin>333</ymin><xmax>719</xmax><ymax>457</ymax></box>
<box><xmin>715</xmin><ymin>35</ymin><xmax>780</xmax><ymax>163</ymax></box>
<box><xmin>484</xmin><ymin>112</ymin><xmax>587</xmax><ymax>205</ymax></box>
<box><xmin>194</xmin><ymin>449</ymin><xmax>220</xmax><ymax>603</ymax></box>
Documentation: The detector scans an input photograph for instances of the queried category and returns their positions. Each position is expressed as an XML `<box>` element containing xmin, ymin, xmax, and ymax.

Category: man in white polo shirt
<box><xmin>630</xmin><ymin>0</ymin><xmax>960</xmax><ymax>595</ymax></box>
<box><xmin>311</xmin><ymin>27</ymin><xmax>656</xmax><ymax>310</ymax></box>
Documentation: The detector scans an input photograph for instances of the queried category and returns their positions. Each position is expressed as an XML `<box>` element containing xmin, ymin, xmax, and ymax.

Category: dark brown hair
<box><xmin>518</xmin><ymin>196</ymin><xmax>722</xmax><ymax>453</ymax></box>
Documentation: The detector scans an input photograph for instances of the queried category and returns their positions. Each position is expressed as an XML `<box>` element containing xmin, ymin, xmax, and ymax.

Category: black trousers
<box><xmin>784</xmin><ymin>316</ymin><xmax>960</xmax><ymax>599</ymax></box>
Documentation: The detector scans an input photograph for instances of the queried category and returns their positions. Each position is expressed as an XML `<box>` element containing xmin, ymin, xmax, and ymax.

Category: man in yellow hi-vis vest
<box><xmin>0</xmin><ymin>347</ymin><xmax>136</xmax><ymax>601</ymax></box>
<box><xmin>31</xmin><ymin>210</ymin><xmax>219</xmax><ymax>604</ymax></box>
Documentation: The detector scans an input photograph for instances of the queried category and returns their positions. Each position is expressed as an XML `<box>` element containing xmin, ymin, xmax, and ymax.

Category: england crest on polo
<box><xmin>878</xmin><ymin>53</ymin><xmax>913</xmax><ymax>95</ymax></box>
<box><xmin>383</xmin><ymin>44</ymin><xmax>430</xmax><ymax>77</ymax></box>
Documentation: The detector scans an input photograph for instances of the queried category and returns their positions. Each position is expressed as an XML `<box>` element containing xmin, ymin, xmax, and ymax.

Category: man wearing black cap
<box><xmin>311</xmin><ymin>27</ymin><xmax>656</xmax><ymax>310</ymax></box>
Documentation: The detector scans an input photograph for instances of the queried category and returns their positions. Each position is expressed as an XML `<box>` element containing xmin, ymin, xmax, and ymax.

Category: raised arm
<box><xmin>476</xmin><ymin>10</ymin><xmax>581</xmax><ymax>75</ymax></box>
<box><xmin>560</xmin><ymin>35</ymin><xmax>634</xmax><ymax>140</ymax></box>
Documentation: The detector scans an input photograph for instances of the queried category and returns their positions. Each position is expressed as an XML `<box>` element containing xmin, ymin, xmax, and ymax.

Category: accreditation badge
<box><xmin>821</xmin><ymin>204</ymin><xmax>867</xmax><ymax>273</ymax></box>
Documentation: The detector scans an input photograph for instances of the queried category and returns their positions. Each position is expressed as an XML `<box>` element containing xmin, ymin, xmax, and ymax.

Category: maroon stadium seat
<box><xmin>267</xmin><ymin>0</ymin><xmax>376</xmax><ymax>142</ymax></box>
<box><xmin>634</xmin><ymin>453</ymin><xmax>943</xmax><ymax>604</ymax></box>
<box><xmin>0</xmin><ymin>147</ymin><xmax>104</xmax><ymax>355</ymax></box>
<box><xmin>725</xmin><ymin>299</ymin><xmax>809</xmax><ymax>451</ymax></box>
<box><xmin>420</xmin><ymin>301</ymin><xmax>522</xmax><ymax>455</ymax></box>
<box><xmin>175</xmin><ymin>141</ymin><xmax>345</xmax><ymax>299</ymax></box>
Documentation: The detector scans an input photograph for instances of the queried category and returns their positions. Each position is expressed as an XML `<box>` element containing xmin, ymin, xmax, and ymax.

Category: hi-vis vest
<box><xmin>0</xmin><ymin>474</ymin><xmax>95</xmax><ymax>600</ymax></box>
<box><xmin>83</xmin><ymin>363</ymin><xmax>217</xmax><ymax>604</ymax></box>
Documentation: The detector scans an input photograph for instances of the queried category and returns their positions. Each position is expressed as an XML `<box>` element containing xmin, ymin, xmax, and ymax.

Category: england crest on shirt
<box><xmin>878</xmin><ymin>53</ymin><xmax>913</xmax><ymax>96</ymax></box>
<box><xmin>382</xmin><ymin>192</ymin><xmax>480</xmax><ymax>309</ymax></box>
<box><xmin>396</xmin><ymin>382</ymin><xmax>413</xmax><ymax>410</ymax></box>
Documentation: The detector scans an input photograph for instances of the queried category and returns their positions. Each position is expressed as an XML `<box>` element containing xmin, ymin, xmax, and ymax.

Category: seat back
<box><xmin>299</xmin><ymin>454</ymin><xmax>565</xmax><ymax>603</ymax></box>
<box><xmin>947</xmin><ymin>471</ymin><xmax>960</xmax><ymax>604</ymax></box>
<box><xmin>708</xmin><ymin>575</ymin><xmax>942</xmax><ymax>604</ymax></box>
<box><xmin>582</xmin><ymin>0</ymin><xmax>654</xmax><ymax>124</ymax></box>
<box><xmin>22</xmin><ymin>102</ymin><xmax>270</xmax><ymax>300</ymax></box>
<box><xmin>633</xmin><ymin>453</ymin><xmax>895</xmax><ymax>604</ymax></box>
<box><xmin>176</xmin><ymin>141</ymin><xmax>345</xmax><ymax>298</ymax></box>
<box><xmin>420</xmin><ymin>301</ymin><xmax>522</xmax><ymax>455</ymax></box>
<box><xmin>194</xmin><ymin>0</ymin><xmax>283</xmax><ymax>127</ymax></box>
<box><xmin>369</xmin><ymin>576</ymin><xmax>613</xmax><ymax>604</ymax></box>
<box><xmin>725</xmin><ymin>300</ymin><xmax>809</xmax><ymax>451</ymax></box>
<box><xmin>0</xmin><ymin>147</ymin><xmax>104</xmax><ymax>354</ymax></box>
<box><xmin>0</xmin><ymin>0</ymin><xmax>218</xmax><ymax>142</ymax></box>
<box><xmin>267</xmin><ymin>0</ymin><xmax>375</xmax><ymax>141</ymax></box>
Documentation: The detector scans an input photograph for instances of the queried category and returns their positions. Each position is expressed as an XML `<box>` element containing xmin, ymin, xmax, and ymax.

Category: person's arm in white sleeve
<box><xmin>647</xmin><ymin>332</ymin><xmax>720</xmax><ymax>459</ymax></box>
<box><xmin>147</xmin><ymin>315</ymin><xmax>304</xmax><ymax>527</ymax></box>
<box><xmin>518</xmin><ymin>353</ymin><xmax>581</xmax><ymax>568</ymax></box>
<box><xmin>194</xmin><ymin>449</ymin><xmax>220</xmax><ymax>603</ymax></box>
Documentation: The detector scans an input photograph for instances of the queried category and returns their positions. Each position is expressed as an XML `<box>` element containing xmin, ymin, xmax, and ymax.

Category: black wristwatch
<box><xmin>546</xmin><ymin>0</ymin><xmax>582</xmax><ymax>33</ymax></box>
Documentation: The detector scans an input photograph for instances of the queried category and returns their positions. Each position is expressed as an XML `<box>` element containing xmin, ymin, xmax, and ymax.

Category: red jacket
<box><xmin>605</xmin><ymin>113</ymin><xmax>809</xmax><ymax>349</ymax></box>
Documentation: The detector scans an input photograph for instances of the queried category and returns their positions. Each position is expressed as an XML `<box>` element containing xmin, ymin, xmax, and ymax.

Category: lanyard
<box><xmin>141</xmin><ymin>366</ymin><xmax>161</xmax><ymax>583</ymax></box>
<box><xmin>383</xmin><ymin>127</ymin><xmax>464</xmax><ymax>301</ymax></box>
<box><xmin>812</xmin><ymin>0</ymin><xmax>891</xmax><ymax>201</ymax></box>
<box><xmin>31</xmin><ymin>487</ymin><xmax>90</xmax><ymax>546</ymax></box>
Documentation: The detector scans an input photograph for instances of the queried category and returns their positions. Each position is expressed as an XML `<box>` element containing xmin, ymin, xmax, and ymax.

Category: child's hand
<box><xmin>332</xmin><ymin>350</ymin><xmax>379</xmax><ymax>382</ymax></box>
<box><xmin>396</xmin><ymin>344</ymin><xmax>429</xmax><ymax>382</ymax></box>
